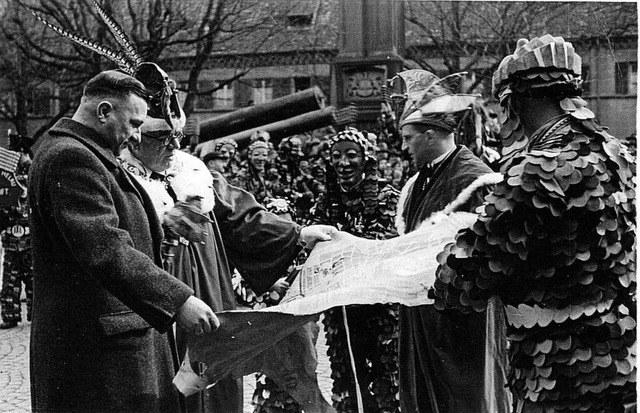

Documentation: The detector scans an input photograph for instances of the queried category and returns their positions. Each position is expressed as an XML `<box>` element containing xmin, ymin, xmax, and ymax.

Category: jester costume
<box><xmin>213</xmin><ymin>138</ymin><xmax>239</xmax><ymax>178</ymax></box>
<box><xmin>231</xmin><ymin>140</ymin><xmax>274</xmax><ymax>205</ymax></box>
<box><xmin>310</xmin><ymin>128</ymin><xmax>401</xmax><ymax>413</ymax></box>
<box><xmin>0</xmin><ymin>157</ymin><xmax>32</xmax><ymax>327</ymax></box>
<box><xmin>431</xmin><ymin>36</ymin><xmax>636</xmax><ymax>412</ymax></box>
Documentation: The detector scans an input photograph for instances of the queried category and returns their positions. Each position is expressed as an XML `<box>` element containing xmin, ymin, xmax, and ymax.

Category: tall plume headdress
<box><xmin>20</xmin><ymin>0</ymin><xmax>185</xmax><ymax>132</ymax></box>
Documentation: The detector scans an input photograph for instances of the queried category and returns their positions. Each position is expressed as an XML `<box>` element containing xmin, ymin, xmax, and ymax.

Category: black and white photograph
<box><xmin>0</xmin><ymin>1</ymin><xmax>636</xmax><ymax>412</ymax></box>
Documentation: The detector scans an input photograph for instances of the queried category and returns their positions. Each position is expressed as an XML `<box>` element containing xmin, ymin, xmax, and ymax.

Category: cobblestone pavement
<box><xmin>0</xmin><ymin>312</ymin><xmax>30</xmax><ymax>413</ymax></box>
<box><xmin>0</xmin><ymin>302</ymin><xmax>333</xmax><ymax>413</ymax></box>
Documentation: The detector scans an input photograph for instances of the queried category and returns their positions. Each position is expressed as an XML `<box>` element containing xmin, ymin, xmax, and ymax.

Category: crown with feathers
<box><xmin>21</xmin><ymin>0</ymin><xmax>185</xmax><ymax>132</ymax></box>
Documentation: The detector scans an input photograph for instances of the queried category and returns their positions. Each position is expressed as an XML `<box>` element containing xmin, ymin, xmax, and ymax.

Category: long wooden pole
<box><xmin>196</xmin><ymin>105</ymin><xmax>358</xmax><ymax>155</ymax></box>
<box><xmin>199</xmin><ymin>86</ymin><xmax>326</xmax><ymax>141</ymax></box>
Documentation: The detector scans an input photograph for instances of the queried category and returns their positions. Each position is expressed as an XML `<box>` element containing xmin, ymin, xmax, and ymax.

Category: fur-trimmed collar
<box><xmin>395</xmin><ymin>172</ymin><xmax>503</xmax><ymax>235</ymax></box>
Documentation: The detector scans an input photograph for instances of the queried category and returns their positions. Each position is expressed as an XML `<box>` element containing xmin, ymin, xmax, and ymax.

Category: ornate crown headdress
<box><xmin>214</xmin><ymin>138</ymin><xmax>238</xmax><ymax>152</ymax></box>
<box><xmin>21</xmin><ymin>0</ymin><xmax>184</xmax><ymax>132</ymax></box>
<box><xmin>248</xmin><ymin>139</ymin><xmax>269</xmax><ymax>153</ymax></box>
<box><xmin>492</xmin><ymin>35</ymin><xmax>593</xmax><ymax>164</ymax></box>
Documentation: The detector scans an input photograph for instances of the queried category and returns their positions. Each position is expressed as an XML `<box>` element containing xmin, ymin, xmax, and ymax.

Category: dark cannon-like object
<box><xmin>198</xmin><ymin>86</ymin><xmax>327</xmax><ymax>142</ymax></box>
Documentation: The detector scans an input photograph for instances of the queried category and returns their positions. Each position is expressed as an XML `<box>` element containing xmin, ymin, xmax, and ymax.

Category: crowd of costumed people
<box><xmin>195</xmin><ymin>89</ymin><xmax>505</xmax><ymax>412</ymax></box>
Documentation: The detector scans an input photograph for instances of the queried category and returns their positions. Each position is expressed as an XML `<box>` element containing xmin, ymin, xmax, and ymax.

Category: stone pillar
<box><xmin>331</xmin><ymin>0</ymin><xmax>405</xmax><ymax>129</ymax></box>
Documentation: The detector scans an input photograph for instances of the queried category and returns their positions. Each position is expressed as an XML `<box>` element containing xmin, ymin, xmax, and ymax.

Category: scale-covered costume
<box><xmin>431</xmin><ymin>35</ymin><xmax>636</xmax><ymax>412</ymax></box>
<box><xmin>310</xmin><ymin>128</ymin><xmax>401</xmax><ymax>413</ymax></box>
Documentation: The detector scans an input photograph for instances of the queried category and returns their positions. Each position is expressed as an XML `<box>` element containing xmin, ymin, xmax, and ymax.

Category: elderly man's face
<box><xmin>105</xmin><ymin>94</ymin><xmax>147</xmax><ymax>156</ymax></box>
<box><xmin>134</xmin><ymin>123</ymin><xmax>181</xmax><ymax>172</ymax></box>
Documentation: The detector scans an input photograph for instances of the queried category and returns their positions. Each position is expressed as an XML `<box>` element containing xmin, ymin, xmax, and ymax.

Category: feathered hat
<box><xmin>399</xmin><ymin>94</ymin><xmax>479</xmax><ymax>132</ymax></box>
<box><xmin>21</xmin><ymin>0</ymin><xmax>185</xmax><ymax>133</ymax></box>
<box><xmin>390</xmin><ymin>69</ymin><xmax>467</xmax><ymax>127</ymax></box>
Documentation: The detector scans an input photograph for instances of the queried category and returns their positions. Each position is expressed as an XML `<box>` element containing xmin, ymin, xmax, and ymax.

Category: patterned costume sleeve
<box><xmin>432</xmin><ymin>121</ymin><xmax>636</xmax><ymax>410</ymax></box>
<box><xmin>228</xmin><ymin>168</ymin><xmax>248</xmax><ymax>190</ymax></box>
<box><xmin>372</xmin><ymin>184</ymin><xmax>400</xmax><ymax>239</ymax></box>
<box><xmin>307</xmin><ymin>191</ymin><xmax>330</xmax><ymax>226</ymax></box>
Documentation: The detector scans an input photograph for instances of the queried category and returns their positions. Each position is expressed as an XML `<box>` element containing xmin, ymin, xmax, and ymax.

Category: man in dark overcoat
<box><xmin>393</xmin><ymin>70</ymin><xmax>510</xmax><ymax>412</ymax></box>
<box><xmin>28</xmin><ymin>70</ymin><xmax>219</xmax><ymax>412</ymax></box>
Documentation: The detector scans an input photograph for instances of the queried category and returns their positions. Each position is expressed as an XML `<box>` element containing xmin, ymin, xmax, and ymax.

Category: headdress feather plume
<box><xmin>21</xmin><ymin>0</ymin><xmax>185</xmax><ymax>132</ymax></box>
<box><xmin>422</xmin><ymin>71</ymin><xmax>467</xmax><ymax>98</ymax></box>
<box><xmin>92</xmin><ymin>0</ymin><xmax>143</xmax><ymax>69</ymax></box>
<box><xmin>19</xmin><ymin>0</ymin><xmax>136</xmax><ymax>75</ymax></box>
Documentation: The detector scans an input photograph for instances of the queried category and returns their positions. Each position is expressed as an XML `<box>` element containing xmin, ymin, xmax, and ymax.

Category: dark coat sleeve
<box><xmin>43</xmin><ymin>144</ymin><xmax>192</xmax><ymax>332</ymax></box>
<box><xmin>211</xmin><ymin>171</ymin><xmax>302</xmax><ymax>295</ymax></box>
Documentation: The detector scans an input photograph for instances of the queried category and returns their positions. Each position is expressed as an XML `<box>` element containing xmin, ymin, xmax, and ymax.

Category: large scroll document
<box><xmin>174</xmin><ymin>212</ymin><xmax>478</xmax><ymax>412</ymax></box>
<box><xmin>268</xmin><ymin>211</ymin><xmax>477</xmax><ymax>314</ymax></box>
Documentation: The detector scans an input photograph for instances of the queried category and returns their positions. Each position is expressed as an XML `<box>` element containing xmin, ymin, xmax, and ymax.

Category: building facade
<box><xmin>1</xmin><ymin>0</ymin><xmax>636</xmax><ymax>142</ymax></box>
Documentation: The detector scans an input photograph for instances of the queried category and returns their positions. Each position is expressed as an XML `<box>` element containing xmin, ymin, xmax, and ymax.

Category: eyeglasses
<box><xmin>141</xmin><ymin>131</ymin><xmax>184</xmax><ymax>147</ymax></box>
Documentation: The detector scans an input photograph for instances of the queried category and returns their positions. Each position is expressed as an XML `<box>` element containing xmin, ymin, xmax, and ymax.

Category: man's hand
<box><xmin>175</xmin><ymin>295</ymin><xmax>220</xmax><ymax>335</ymax></box>
<box><xmin>298</xmin><ymin>224</ymin><xmax>337</xmax><ymax>250</ymax></box>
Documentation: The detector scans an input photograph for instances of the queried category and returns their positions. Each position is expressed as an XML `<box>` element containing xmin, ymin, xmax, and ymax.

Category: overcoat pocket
<box><xmin>98</xmin><ymin>310</ymin><xmax>151</xmax><ymax>336</ymax></box>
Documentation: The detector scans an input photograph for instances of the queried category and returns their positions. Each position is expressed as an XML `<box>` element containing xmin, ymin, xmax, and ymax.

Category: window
<box><xmin>581</xmin><ymin>65</ymin><xmax>590</xmax><ymax>96</ymax></box>
<box><xmin>0</xmin><ymin>91</ymin><xmax>16</xmax><ymax>113</ymax></box>
<box><xmin>294</xmin><ymin>77</ymin><xmax>311</xmax><ymax>92</ymax></box>
<box><xmin>196</xmin><ymin>80</ymin><xmax>215</xmax><ymax>110</ymax></box>
<box><xmin>28</xmin><ymin>87</ymin><xmax>51</xmax><ymax>116</ymax></box>
<box><xmin>615</xmin><ymin>61</ymin><xmax>637</xmax><ymax>95</ymax></box>
<box><xmin>252</xmin><ymin>79</ymin><xmax>273</xmax><ymax>104</ymax></box>
<box><xmin>194</xmin><ymin>80</ymin><xmax>235</xmax><ymax>110</ymax></box>
<box><xmin>195</xmin><ymin>80</ymin><xmax>215</xmax><ymax>110</ymax></box>
<box><xmin>287</xmin><ymin>14</ymin><xmax>313</xmax><ymax>27</ymax></box>
<box><xmin>214</xmin><ymin>83</ymin><xmax>234</xmax><ymax>109</ymax></box>
<box><xmin>286</xmin><ymin>0</ymin><xmax>318</xmax><ymax>28</ymax></box>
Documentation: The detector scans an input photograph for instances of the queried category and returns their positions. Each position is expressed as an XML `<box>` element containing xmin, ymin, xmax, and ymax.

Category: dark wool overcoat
<box><xmin>172</xmin><ymin>171</ymin><xmax>302</xmax><ymax>413</ymax></box>
<box><xmin>398</xmin><ymin>146</ymin><xmax>510</xmax><ymax>413</ymax></box>
<box><xmin>28</xmin><ymin>118</ymin><xmax>194</xmax><ymax>413</ymax></box>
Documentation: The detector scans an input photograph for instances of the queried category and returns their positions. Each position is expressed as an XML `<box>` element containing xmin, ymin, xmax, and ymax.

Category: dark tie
<box><xmin>420</xmin><ymin>163</ymin><xmax>436</xmax><ymax>191</ymax></box>
<box><xmin>150</xmin><ymin>171</ymin><xmax>166</xmax><ymax>182</ymax></box>
<box><xmin>408</xmin><ymin>162</ymin><xmax>436</xmax><ymax>214</ymax></box>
